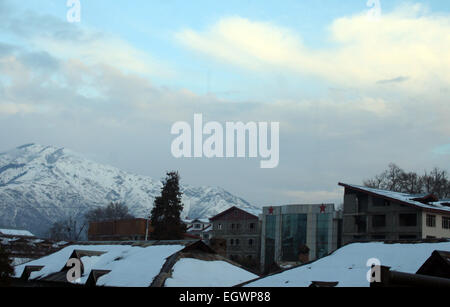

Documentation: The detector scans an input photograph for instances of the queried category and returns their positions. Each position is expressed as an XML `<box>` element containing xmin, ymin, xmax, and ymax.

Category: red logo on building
<box><xmin>320</xmin><ymin>204</ymin><xmax>326</xmax><ymax>213</ymax></box>
<box><xmin>268</xmin><ymin>207</ymin><xmax>274</xmax><ymax>214</ymax></box>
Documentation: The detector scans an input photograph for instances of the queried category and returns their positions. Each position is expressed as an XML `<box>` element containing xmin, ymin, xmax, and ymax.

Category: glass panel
<box><xmin>281</xmin><ymin>214</ymin><xmax>307</xmax><ymax>262</ymax></box>
<box><xmin>264</xmin><ymin>215</ymin><xmax>276</xmax><ymax>270</ymax></box>
<box><xmin>316</xmin><ymin>214</ymin><xmax>330</xmax><ymax>259</ymax></box>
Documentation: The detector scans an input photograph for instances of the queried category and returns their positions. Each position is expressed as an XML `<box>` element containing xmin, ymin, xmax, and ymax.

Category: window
<box><xmin>281</xmin><ymin>214</ymin><xmax>307</xmax><ymax>262</ymax></box>
<box><xmin>236</xmin><ymin>224</ymin><xmax>241</xmax><ymax>230</ymax></box>
<box><xmin>230</xmin><ymin>239</ymin><xmax>234</xmax><ymax>246</ymax></box>
<box><xmin>316</xmin><ymin>214</ymin><xmax>330</xmax><ymax>259</ymax></box>
<box><xmin>355</xmin><ymin>215</ymin><xmax>367</xmax><ymax>233</ymax></box>
<box><xmin>373</xmin><ymin>198</ymin><xmax>390</xmax><ymax>207</ymax></box>
<box><xmin>248</xmin><ymin>239</ymin><xmax>253</xmax><ymax>246</ymax></box>
<box><xmin>194</xmin><ymin>223</ymin><xmax>201</xmax><ymax>229</ymax></box>
<box><xmin>235</xmin><ymin>239</ymin><xmax>240</xmax><ymax>246</ymax></box>
<box><xmin>231</xmin><ymin>223</ymin><xmax>235</xmax><ymax>229</ymax></box>
<box><xmin>265</xmin><ymin>215</ymin><xmax>276</xmax><ymax>271</ymax></box>
<box><xmin>426</xmin><ymin>215</ymin><xmax>436</xmax><ymax>228</ymax></box>
<box><xmin>372</xmin><ymin>215</ymin><xmax>386</xmax><ymax>228</ymax></box>
<box><xmin>399</xmin><ymin>214</ymin><xmax>417</xmax><ymax>227</ymax></box>
<box><xmin>249</xmin><ymin>223</ymin><xmax>255</xmax><ymax>230</ymax></box>
<box><xmin>443</xmin><ymin>217</ymin><xmax>450</xmax><ymax>229</ymax></box>
<box><xmin>217</xmin><ymin>224</ymin><xmax>223</xmax><ymax>230</ymax></box>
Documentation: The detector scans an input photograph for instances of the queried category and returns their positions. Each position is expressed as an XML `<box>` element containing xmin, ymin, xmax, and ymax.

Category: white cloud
<box><xmin>34</xmin><ymin>35</ymin><xmax>174</xmax><ymax>78</ymax></box>
<box><xmin>0</xmin><ymin>102</ymin><xmax>36</xmax><ymax>114</ymax></box>
<box><xmin>176</xmin><ymin>4</ymin><xmax>450</xmax><ymax>91</ymax></box>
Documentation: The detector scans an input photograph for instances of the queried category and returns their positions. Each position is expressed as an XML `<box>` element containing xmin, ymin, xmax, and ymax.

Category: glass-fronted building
<box><xmin>260</xmin><ymin>204</ymin><xmax>342</xmax><ymax>273</ymax></box>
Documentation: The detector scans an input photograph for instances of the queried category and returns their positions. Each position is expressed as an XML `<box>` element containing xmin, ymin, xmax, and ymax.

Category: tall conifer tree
<box><xmin>150</xmin><ymin>171</ymin><xmax>186</xmax><ymax>240</ymax></box>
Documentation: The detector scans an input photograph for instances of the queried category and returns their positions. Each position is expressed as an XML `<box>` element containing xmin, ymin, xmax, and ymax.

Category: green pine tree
<box><xmin>150</xmin><ymin>171</ymin><xmax>186</xmax><ymax>240</ymax></box>
<box><xmin>0</xmin><ymin>246</ymin><xmax>14</xmax><ymax>286</ymax></box>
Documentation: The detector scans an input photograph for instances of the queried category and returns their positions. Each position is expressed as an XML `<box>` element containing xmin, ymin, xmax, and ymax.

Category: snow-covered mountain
<box><xmin>0</xmin><ymin>144</ymin><xmax>260</xmax><ymax>237</ymax></box>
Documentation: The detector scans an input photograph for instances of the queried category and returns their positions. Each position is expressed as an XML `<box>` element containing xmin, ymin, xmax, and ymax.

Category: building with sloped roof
<box><xmin>210</xmin><ymin>207</ymin><xmax>260</xmax><ymax>270</ymax></box>
<box><xmin>340</xmin><ymin>183</ymin><xmax>450</xmax><ymax>244</ymax></box>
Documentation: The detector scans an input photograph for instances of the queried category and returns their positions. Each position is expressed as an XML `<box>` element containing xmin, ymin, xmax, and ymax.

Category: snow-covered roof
<box><xmin>165</xmin><ymin>258</ymin><xmax>258</xmax><ymax>287</ymax></box>
<box><xmin>14</xmin><ymin>244</ymin><xmax>185</xmax><ymax>287</ymax></box>
<box><xmin>339</xmin><ymin>183</ymin><xmax>450</xmax><ymax>214</ymax></box>
<box><xmin>14</xmin><ymin>241</ymin><xmax>257</xmax><ymax>287</ymax></box>
<box><xmin>244</xmin><ymin>241</ymin><xmax>450</xmax><ymax>287</ymax></box>
<box><xmin>197</xmin><ymin>218</ymin><xmax>210</xmax><ymax>224</ymax></box>
<box><xmin>184</xmin><ymin>218</ymin><xmax>210</xmax><ymax>224</ymax></box>
<box><xmin>0</xmin><ymin>229</ymin><xmax>35</xmax><ymax>237</ymax></box>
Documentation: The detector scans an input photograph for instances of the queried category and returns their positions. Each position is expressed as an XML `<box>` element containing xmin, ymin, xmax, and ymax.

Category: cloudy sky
<box><xmin>0</xmin><ymin>0</ymin><xmax>449</xmax><ymax>207</ymax></box>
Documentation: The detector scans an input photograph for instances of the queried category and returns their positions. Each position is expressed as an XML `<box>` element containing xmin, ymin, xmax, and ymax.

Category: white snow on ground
<box><xmin>245</xmin><ymin>242</ymin><xmax>450</xmax><ymax>287</ymax></box>
<box><xmin>0</xmin><ymin>229</ymin><xmax>35</xmax><ymax>237</ymax></box>
<box><xmin>165</xmin><ymin>258</ymin><xmax>258</xmax><ymax>287</ymax></box>
<box><xmin>14</xmin><ymin>244</ymin><xmax>185</xmax><ymax>287</ymax></box>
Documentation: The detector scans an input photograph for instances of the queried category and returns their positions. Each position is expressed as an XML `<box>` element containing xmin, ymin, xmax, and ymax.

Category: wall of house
<box><xmin>343</xmin><ymin>189</ymin><xmax>423</xmax><ymax>244</ymax></box>
<box><xmin>211</xmin><ymin>216</ymin><xmax>260</xmax><ymax>263</ymax></box>
<box><xmin>422</xmin><ymin>213</ymin><xmax>450</xmax><ymax>239</ymax></box>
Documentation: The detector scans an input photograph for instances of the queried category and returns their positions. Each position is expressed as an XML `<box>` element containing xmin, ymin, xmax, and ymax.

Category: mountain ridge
<box><xmin>0</xmin><ymin>144</ymin><xmax>260</xmax><ymax>237</ymax></box>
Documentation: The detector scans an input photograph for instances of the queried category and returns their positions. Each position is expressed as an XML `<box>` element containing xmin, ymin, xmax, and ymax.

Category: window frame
<box><xmin>399</xmin><ymin>213</ymin><xmax>417</xmax><ymax>227</ymax></box>
<box><xmin>426</xmin><ymin>214</ymin><xmax>436</xmax><ymax>228</ymax></box>
<box><xmin>442</xmin><ymin>216</ymin><xmax>450</xmax><ymax>229</ymax></box>
<box><xmin>372</xmin><ymin>215</ymin><xmax>386</xmax><ymax>228</ymax></box>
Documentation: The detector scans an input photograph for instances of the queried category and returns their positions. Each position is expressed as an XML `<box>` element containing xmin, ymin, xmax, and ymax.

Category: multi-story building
<box><xmin>210</xmin><ymin>207</ymin><xmax>260</xmax><ymax>265</ymax></box>
<box><xmin>340</xmin><ymin>183</ymin><xmax>450</xmax><ymax>244</ymax></box>
<box><xmin>260</xmin><ymin>204</ymin><xmax>342</xmax><ymax>273</ymax></box>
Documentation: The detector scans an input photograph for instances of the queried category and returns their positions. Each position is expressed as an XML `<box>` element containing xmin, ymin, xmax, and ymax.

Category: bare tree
<box><xmin>84</xmin><ymin>202</ymin><xmax>134</xmax><ymax>223</ymax></box>
<box><xmin>48</xmin><ymin>216</ymin><xmax>84</xmax><ymax>241</ymax></box>
<box><xmin>364</xmin><ymin>164</ymin><xmax>450</xmax><ymax>199</ymax></box>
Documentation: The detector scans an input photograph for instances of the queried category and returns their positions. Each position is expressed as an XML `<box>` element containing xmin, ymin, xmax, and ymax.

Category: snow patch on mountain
<box><xmin>0</xmin><ymin>144</ymin><xmax>260</xmax><ymax>237</ymax></box>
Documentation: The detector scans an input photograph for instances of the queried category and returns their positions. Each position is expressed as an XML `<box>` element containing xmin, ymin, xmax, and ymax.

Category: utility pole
<box><xmin>145</xmin><ymin>217</ymin><xmax>149</xmax><ymax>241</ymax></box>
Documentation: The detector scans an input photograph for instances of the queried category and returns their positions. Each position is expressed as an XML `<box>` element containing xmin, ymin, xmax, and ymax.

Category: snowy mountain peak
<box><xmin>0</xmin><ymin>144</ymin><xmax>260</xmax><ymax>236</ymax></box>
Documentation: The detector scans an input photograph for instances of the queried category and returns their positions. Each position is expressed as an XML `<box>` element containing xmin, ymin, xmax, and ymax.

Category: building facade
<box><xmin>210</xmin><ymin>207</ymin><xmax>260</xmax><ymax>265</ymax></box>
<box><xmin>88</xmin><ymin>218</ymin><xmax>152</xmax><ymax>241</ymax></box>
<box><xmin>260</xmin><ymin>204</ymin><xmax>342</xmax><ymax>273</ymax></box>
<box><xmin>340</xmin><ymin>183</ymin><xmax>450</xmax><ymax>244</ymax></box>
<box><xmin>184</xmin><ymin>218</ymin><xmax>213</xmax><ymax>243</ymax></box>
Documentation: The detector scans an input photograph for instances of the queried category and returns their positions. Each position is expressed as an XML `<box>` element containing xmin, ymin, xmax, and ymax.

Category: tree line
<box><xmin>364</xmin><ymin>163</ymin><xmax>450</xmax><ymax>199</ymax></box>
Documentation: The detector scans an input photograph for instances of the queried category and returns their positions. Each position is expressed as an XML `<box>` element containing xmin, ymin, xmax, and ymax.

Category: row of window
<box><xmin>229</xmin><ymin>238</ymin><xmax>254</xmax><ymax>246</ymax></box>
<box><xmin>371</xmin><ymin>213</ymin><xmax>418</xmax><ymax>228</ymax></box>
<box><xmin>216</xmin><ymin>223</ymin><xmax>256</xmax><ymax>231</ymax></box>
<box><xmin>371</xmin><ymin>214</ymin><xmax>450</xmax><ymax>229</ymax></box>
<box><xmin>427</xmin><ymin>215</ymin><xmax>450</xmax><ymax>229</ymax></box>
